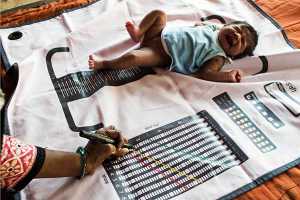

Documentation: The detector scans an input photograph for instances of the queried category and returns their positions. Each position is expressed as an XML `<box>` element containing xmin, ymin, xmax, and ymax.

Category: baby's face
<box><xmin>218</xmin><ymin>24</ymin><xmax>252</xmax><ymax>57</ymax></box>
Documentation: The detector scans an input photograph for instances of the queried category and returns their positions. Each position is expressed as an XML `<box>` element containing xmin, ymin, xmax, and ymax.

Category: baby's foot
<box><xmin>125</xmin><ymin>21</ymin><xmax>141</xmax><ymax>42</ymax></box>
<box><xmin>88</xmin><ymin>55</ymin><xmax>104</xmax><ymax>70</ymax></box>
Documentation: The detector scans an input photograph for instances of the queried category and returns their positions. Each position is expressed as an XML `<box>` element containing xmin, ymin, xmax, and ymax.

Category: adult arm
<box><xmin>36</xmin><ymin>126</ymin><xmax>128</xmax><ymax>178</ymax></box>
<box><xmin>1</xmin><ymin>126</ymin><xmax>128</xmax><ymax>192</ymax></box>
<box><xmin>1</xmin><ymin>135</ymin><xmax>45</xmax><ymax>192</ymax></box>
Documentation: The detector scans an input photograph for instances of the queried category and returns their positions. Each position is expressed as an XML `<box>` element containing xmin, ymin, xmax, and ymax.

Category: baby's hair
<box><xmin>226</xmin><ymin>21</ymin><xmax>258</xmax><ymax>59</ymax></box>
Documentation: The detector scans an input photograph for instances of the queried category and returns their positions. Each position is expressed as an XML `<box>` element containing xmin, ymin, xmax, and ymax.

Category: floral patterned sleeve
<box><xmin>0</xmin><ymin>135</ymin><xmax>45</xmax><ymax>192</ymax></box>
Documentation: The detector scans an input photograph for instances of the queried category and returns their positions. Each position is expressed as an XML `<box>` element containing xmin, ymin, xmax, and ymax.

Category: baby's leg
<box><xmin>126</xmin><ymin>10</ymin><xmax>167</xmax><ymax>43</ymax></box>
<box><xmin>89</xmin><ymin>47</ymin><xmax>169</xmax><ymax>70</ymax></box>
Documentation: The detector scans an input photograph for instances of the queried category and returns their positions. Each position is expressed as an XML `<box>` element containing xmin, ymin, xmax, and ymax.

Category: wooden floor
<box><xmin>0</xmin><ymin>0</ymin><xmax>57</xmax><ymax>14</ymax></box>
<box><xmin>0</xmin><ymin>0</ymin><xmax>94</xmax><ymax>27</ymax></box>
<box><xmin>0</xmin><ymin>0</ymin><xmax>299</xmax><ymax>199</ymax></box>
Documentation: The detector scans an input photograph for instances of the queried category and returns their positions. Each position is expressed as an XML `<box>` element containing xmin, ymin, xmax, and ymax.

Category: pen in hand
<box><xmin>79</xmin><ymin>130</ymin><xmax>135</xmax><ymax>149</ymax></box>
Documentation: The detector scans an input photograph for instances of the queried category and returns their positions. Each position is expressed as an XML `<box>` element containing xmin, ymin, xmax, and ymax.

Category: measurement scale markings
<box><xmin>116</xmin><ymin>134</ymin><xmax>220</xmax><ymax>173</ymax></box>
<box><xmin>116</xmin><ymin>133</ymin><xmax>216</xmax><ymax>172</ymax></box>
<box><xmin>134</xmin><ymin>152</ymin><xmax>190</xmax><ymax>191</ymax></box>
<box><xmin>57</xmin><ymin>82</ymin><xmax>67</xmax><ymax>98</ymax></box>
<box><xmin>138</xmin><ymin>128</ymin><xmax>214</xmax><ymax>156</ymax></box>
<box><xmin>125</xmin><ymin>146</ymin><xmax>232</xmax><ymax>190</ymax></box>
<box><xmin>136</xmin><ymin>122</ymin><xmax>206</xmax><ymax>149</ymax></box>
<box><xmin>135</xmin><ymin>150</ymin><xmax>198</xmax><ymax>182</ymax></box>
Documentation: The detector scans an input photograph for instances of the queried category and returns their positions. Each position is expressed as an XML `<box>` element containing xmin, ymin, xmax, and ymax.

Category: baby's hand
<box><xmin>226</xmin><ymin>69</ymin><xmax>243</xmax><ymax>83</ymax></box>
<box><xmin>88</xmin><ymin>55</ymin><xmax>104</xmax><ymax>70</ymax></box>
<box><xmin>194</xmin><ymin>21</ymin><xmax>203</xmax><ymax>26</ymax></box>
<box><xmin>88</xmin><ymin>55</ymin><xmax>96</xmax><ymax>69</ymax></box>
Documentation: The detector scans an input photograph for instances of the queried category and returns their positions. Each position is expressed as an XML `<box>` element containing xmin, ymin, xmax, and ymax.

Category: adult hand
<box><xmin>85</xmin><ymin>125</ymin><xmax>129</xmax><ymax>175</ymax></box>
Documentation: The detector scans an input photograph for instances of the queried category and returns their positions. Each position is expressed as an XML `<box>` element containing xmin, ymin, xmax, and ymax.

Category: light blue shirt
<box><xmin>161</xmin><ymin>24</ymin><xmax>227</xmax><ymax>74</ymax></box>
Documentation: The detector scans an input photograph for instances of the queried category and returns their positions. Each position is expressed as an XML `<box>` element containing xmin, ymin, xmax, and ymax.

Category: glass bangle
<box><xmin>76</xmin><ymin>146</ymin><xmax>87</xmax><ymax>179</ymax></box>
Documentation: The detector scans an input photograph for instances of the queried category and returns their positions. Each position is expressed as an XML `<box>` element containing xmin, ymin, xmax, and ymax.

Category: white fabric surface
<box><xmin>1</xmin><ymin>0</ymin><xmax>300</xmax><ymax>199</ymax></box>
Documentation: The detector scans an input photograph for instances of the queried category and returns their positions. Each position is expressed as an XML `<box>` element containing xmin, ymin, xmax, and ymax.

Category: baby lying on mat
<box><xmin>89</xmin><ymin>10</ymin><xmax>258</xmax><ymax>82</ymax></box>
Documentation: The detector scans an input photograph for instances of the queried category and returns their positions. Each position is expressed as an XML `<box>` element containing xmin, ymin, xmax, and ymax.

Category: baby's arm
<box><xmin>192</xmin><ymin>56</ymin><xmax>243</xmax><ymax>82</ymax></box>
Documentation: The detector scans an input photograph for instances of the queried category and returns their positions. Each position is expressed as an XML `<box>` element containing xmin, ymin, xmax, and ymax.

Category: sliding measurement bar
<box><xmin>244</xmin><ymin>91</ymin><xmax>284</xmax><ymax>129</ymax></box>
<box><xmin>213</xmin><ymin>92</ymin><xmax>276</xmax><ymax>153</ymax></box>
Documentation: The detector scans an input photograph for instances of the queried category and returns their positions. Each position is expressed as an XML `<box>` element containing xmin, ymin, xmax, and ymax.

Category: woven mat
<box><xmin>0</xmin><ymin>0</ymin><xmax>57</xmax><ymax>14</ymax></box>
